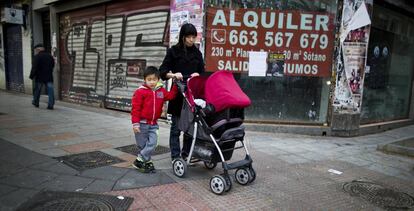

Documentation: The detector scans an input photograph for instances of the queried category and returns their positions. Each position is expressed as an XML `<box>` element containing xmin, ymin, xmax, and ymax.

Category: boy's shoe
<box><xmin>145</xmin><ymin>161</ymin><xmax>155</xmax><ymax>173</ymax></box>
<box><xmin>132</xmin><ymin>157</ymin><xmax>145</xmax><ymax>170</ymax></box>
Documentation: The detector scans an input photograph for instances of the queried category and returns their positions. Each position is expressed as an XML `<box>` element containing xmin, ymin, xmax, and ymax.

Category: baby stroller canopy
<box><xmin>204</xmin><ymin>71</ymin><xmax>251</xmax><ymax>112</ymax></box>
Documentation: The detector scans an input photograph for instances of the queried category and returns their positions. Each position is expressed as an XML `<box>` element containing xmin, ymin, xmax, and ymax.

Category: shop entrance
<box><xmin>3</xmin><ymin>24</ymin><xmax>24</xmax><ymax>92</ymax></box>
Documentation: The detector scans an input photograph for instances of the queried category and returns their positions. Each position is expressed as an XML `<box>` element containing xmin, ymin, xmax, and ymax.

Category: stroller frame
<box><xmin>172</xmin><ymin>80</ymin><xmax>256</xmax><ymax>195</ymax></box>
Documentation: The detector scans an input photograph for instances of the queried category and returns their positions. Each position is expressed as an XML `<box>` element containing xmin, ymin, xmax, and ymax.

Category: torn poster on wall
<box><xmin>333</xmin><ymin>0</ymin><xmax>372</xmax><ymax>113</ymax></box>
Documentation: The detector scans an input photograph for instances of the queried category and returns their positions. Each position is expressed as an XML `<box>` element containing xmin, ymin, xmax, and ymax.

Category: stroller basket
<box><xmin>193</xmin><ymin>137</ymin><xmax>237</xmax><ymax>163</ymax></box>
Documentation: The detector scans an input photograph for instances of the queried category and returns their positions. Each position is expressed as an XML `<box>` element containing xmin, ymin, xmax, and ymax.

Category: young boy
<box><xmin>131</xmin><ymin>66</ymin><xmax>177</xmax><ymax>173</ymax></box>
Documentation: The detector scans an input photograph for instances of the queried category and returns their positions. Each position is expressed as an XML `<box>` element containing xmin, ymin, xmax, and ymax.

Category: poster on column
<box><xmin>343</xmin><ymin>42</ymin><xmax>366</xmax><ymax>95</ymax></box>
<box><xmin>205</xmin><ymin>7</ymin><xmax>336</xmax><ymax>77</ymax></box>
<box><xmin>170</xmin><ymin>0</ymin><xmax>204</xmax><ymax>46</ymax></box>
<box><xmin>333</xmin><ymin>0</ymin><xmax>371</xmax><ymax>113</ymax></box>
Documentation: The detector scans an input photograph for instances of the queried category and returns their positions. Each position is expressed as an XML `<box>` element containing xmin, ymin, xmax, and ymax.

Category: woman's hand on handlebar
<box><xmin>174</xmin><ymin>72</ymin><xmax>184</xmax><ymax>80</ymax></box>
<box><xmin>167</xmin><ymin>72</ymin><xmax>183</xmax><ymax>80</ymax></box>
<box><xmin>190</xmin><ymin>72</ymin><xmax>199</xmax><ymax>77</ymax></box>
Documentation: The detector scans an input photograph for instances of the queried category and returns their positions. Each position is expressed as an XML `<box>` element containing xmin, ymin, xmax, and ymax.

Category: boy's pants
<box><xmin>134</xmin><ymin>123</ymin><xmax>159</xmax><ymax>161</ymax></box>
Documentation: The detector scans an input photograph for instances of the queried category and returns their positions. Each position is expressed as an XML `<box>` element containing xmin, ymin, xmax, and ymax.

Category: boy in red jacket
<box><xmin>131</xmin><ymin>66</ymin><xmax>177</xmax><ymax>173</ymax></box>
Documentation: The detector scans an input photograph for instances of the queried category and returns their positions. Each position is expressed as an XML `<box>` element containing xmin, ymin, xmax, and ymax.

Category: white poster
<box><xmin>248</xmin><ymin>51</ymin><xmax>267</xmax><ymax>77</ymax></box>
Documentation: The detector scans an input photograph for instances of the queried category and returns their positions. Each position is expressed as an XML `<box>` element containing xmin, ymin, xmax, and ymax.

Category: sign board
<box><xmin>2</xmin><ymin>8</ymin><xmax>24</xmax><ymax>25</ymax></box>
<box><xmin>205</xmin><ymin>8</ymin><xmax>336</xmax><ymax>77</ymax></box>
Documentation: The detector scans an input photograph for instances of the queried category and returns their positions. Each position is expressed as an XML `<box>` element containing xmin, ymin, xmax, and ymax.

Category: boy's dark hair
<box><xmin>144</xmin><ymin>66</ymin><xmax>160</xmax><ymax>79</ymax></box>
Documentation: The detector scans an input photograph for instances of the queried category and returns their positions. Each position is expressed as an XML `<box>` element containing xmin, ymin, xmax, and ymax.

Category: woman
<box><xmin>160</xmin><ymin>23</ymin><xmax>205</xmax><ymax>161</ymax></box>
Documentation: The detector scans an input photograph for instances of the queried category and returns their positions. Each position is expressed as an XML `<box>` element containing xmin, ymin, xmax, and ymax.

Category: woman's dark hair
<box><xmin>177</xmin><ymin>23</ymin><xmax>197</xmax><ymax>48</ymax></box>
<box><xmin>143</xmin><ymin>66</ymin><xmax>160</xmax><ymax>79</ymax></box>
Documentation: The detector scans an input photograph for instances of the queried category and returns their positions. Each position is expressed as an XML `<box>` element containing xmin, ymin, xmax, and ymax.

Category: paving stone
<box><xmin>0</xmin><ymin>188</ymin><xmax>39</xmax><ymax>211</ymax></box>
<box><xmin>277</xmin><ymin>154</ymin><xmax>310</xmax><ymax>164</ymax></box>
<box><xmin>32</xmin><ymin>132</ymin><xmax>79</xmax><ymax>142</ymax></box>
<box><xmin>60</xmin><ymin>141</ymin><xmax>113</xmax><ymax>153</ymax></box>
<box><xmin>100</xmin><ymin>148</ymin><xmax>128</xmax><ymax>157</ymax></box>
<box><xmin>33</xmin><ymin>148</ymin><xmax>70</xmax><ymax>157</ymax></box>
<box><xmin>31</xmin><ymin>161</ymin><xmax>79</xmax><ymax>175</ymax></box>
<box><xmin>0</xmin><ymin>160</ymin><xmax>25</xmax><ymax>178</ymax></box>
<box><xmin>0</xmin><ymin>139</ymin><xmax>21</xmax><ymax>152</ymax></box>
<box><xmin>80</xmin><ymin>166</ymin><xmax>129</xmax><ymax>181</ymax></box>
<box><xmin>113</xmin><ymin>170</ymin><xmax>176</xmax><ymax>190</ymax></box>
<box><xmin>107</xmin><ymin>183</ymin><xmax>211</xmax><ymax>210</ymax></box>
<box><xmin>10</xmin><ymin>124</ymin><xmax>51</xmax><ymax>133</ymax></box>
<box><xmin>83</xmin><ymin>179</ymin><xmax>116</xmax><ymax>193</ymax></box>
<box><xmin>296</xmin><ymin>151</ymin><xmax>327</xmax><ymax>161</ymax></box>
<box><xmin>0</xmin><ymin>148</ymin><xmax>55</xmax><ymax>167</ymax></box>
<box><xmin>37</xmin><ymin>175</ymin><xmax>94</xmax><ymax>191</ymax></box>
<box><xmin>336</xmin><ymin>156</ymin><xmax>374</xmax><ymax>167</ymax></box>
<box><xmin>111</xmin><ymin>153</ymin><xmax>136</xmax><ymax>168</ymax></box>
<box><xmin>0</xmin><ymin>169</ymin><xmax>58</xmax><ymax>188</ymax></box>
<box><xmin>0</xmin><ymin>184</ymin><xmax>17</xmax><ymax>197</ymax></box>
<box><xmin>366</xmin><ymin>163</ymin><xmax>404</xmax><ymax>177</ymax></box>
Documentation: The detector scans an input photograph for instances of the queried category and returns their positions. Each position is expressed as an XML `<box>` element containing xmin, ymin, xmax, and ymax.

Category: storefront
<box><xmin>201</xmin><ymin>0</ymin><xmax>414</xmax><ymax>135</ymax></box>
<box><xmin>361</xmin><ymin>1</ymin><xmax>414</xmax><ymax>124</ymax></box>
<box><xmin>42</xmin><ymin>0</ymin><xmax>414</xmax><ymax>135</ymax></box>
<box><xmin>204</xmin><ymin>0</ymin><xmax>337</xmax><ymax>125</ymax></box>
<box><xmin>0</xmin><ymin>6</ymin><xmax>26</xmax><ymax>93</ymax></box>
<box><xmin>52</xmin><ymin>0</ymin><xmax>170</xmax><ymax>110</ymax></box>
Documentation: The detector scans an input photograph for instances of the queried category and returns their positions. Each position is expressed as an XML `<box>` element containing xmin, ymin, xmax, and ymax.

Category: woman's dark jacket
<box><xmin>29</xmin><ymin>51</ymin><xmax>55</xmax><ymax>83</ymax></box>
<box><xmin>159</xmin><ymin>45</ymin><xmax>205</xmax><ymax>116</ymax></box>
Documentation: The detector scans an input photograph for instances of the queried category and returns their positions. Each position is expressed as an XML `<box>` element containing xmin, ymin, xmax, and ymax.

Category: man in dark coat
<box><xmin>29</xmin><ymin>44</ymin><xmax>55</xmax><ymax>109</ymax></box>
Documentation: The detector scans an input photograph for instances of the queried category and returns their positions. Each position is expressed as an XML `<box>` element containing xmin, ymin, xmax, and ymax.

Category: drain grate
<box><xmin>55</xmin><ymin>151</ymin><xmax>125</xmax><ymax>171</ymax></box>
<box><xmin>16</xmin><ymin>191</ymin><xmax>133</xmax><ymax>211</ymax></box>
<box><xmin>343</xmin><ymin>180</ymin><xmax>414</xmax><ymax>209</ymax></box>
<box><xmin>115</xmin><ymin>144</ymin><xmax>170</xmax><ymax>156</ymax></box>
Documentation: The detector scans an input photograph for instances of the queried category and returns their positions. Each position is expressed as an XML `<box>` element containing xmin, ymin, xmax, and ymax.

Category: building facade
<box><xmin>0</xmin><ymin>0</ymin><xmax>413</xmax><ymax>136</ymax></box>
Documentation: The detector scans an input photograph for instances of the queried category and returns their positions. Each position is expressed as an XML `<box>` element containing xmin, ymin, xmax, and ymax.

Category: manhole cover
<box><xmin>16</xmin><ymin>191</ymin><xmax>133</xmax><ymax>211</ymax></box>
<box><xmin>343</xmin><ymin>180</ymin><xmax>414</xmax><ymax>209</ymax></box>
<box><xmin>55</xmin><ymin>151</ymin><xmax>125</xmax><ymax>171</ymax></box>
<box><xmin>115</xmin><ymin>144</ymin><xmax>170</xmax><ymax>156</ymax></box>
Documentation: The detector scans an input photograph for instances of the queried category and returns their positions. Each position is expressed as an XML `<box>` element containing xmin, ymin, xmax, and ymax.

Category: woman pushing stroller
<box><xmin>159</xmin><ymin>23</ymin><xmax>205</xmax><ymax>162</ymax></box>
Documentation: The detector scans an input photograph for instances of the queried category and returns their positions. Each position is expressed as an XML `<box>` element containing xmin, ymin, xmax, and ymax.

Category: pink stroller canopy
<box><xmin>204</xmin><ymin>71</ymin><xmax>251</xmax><ymax>112</ymax></box>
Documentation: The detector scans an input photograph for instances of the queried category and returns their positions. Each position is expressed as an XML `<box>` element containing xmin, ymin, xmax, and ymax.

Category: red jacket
<box><xmin>131</xmin><ymin>83</ymin><xmax>177</xmax><ymax>126</ymax></box>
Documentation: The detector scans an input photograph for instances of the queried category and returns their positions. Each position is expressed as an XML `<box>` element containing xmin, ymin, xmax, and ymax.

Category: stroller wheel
<box><xmin>172</xmin><ymin>158</ymin><xmax>187</xmax><ymax>178</ymax></box>
<box><xmin>204</xmin><ymin>161</ymin><xmax>217</xmax><ymax>169</ymax></box>
<box><xmin>210</xmin><ymin>175</ymin><xmax>227</xmax><ymax>195</ymax></box>
<box><xmin>223</xmin><ymin>174</ymin><xmax>232</xmax><ymax>192</ymax></box>
<box><xmin>248</xmin><ymin>167</ymin><xmax>256</xmax><ymax>183</ymax></box>
<box><xmin>235</xmin><ymin>168</ymin><xmax>252</xmax><ymax>185</ymax></box>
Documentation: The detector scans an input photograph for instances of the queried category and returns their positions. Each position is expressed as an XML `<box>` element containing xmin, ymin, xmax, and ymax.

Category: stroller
<box><xmin>172</xmin><ymin>70</ymin><xmax>256</xmax><ymax>195</ymax></box>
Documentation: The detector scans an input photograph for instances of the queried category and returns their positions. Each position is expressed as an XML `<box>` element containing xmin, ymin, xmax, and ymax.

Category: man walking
<box><xmin>29</xmin><ymin>44</ymin><xmax>55</xmax><ymax>109</ymax></box>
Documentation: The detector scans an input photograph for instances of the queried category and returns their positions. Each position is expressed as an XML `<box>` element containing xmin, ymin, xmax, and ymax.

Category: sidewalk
<box><xmin>0</xmin><ymin>90</ymin><xmax>413</xmax><ymax>210</ymax></box>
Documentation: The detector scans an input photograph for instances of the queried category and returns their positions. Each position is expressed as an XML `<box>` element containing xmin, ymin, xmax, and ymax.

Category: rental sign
<box><xmin>205</xmin><ymin>8</ymin><xmax>335</xmax><ymax>77</ymax></box>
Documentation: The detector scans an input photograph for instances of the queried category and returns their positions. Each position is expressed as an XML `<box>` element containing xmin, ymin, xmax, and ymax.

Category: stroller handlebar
<box><xmin>174</xmin><ymin>79</ymin><xmax>187</xmax><ymax>93</ymax></box>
